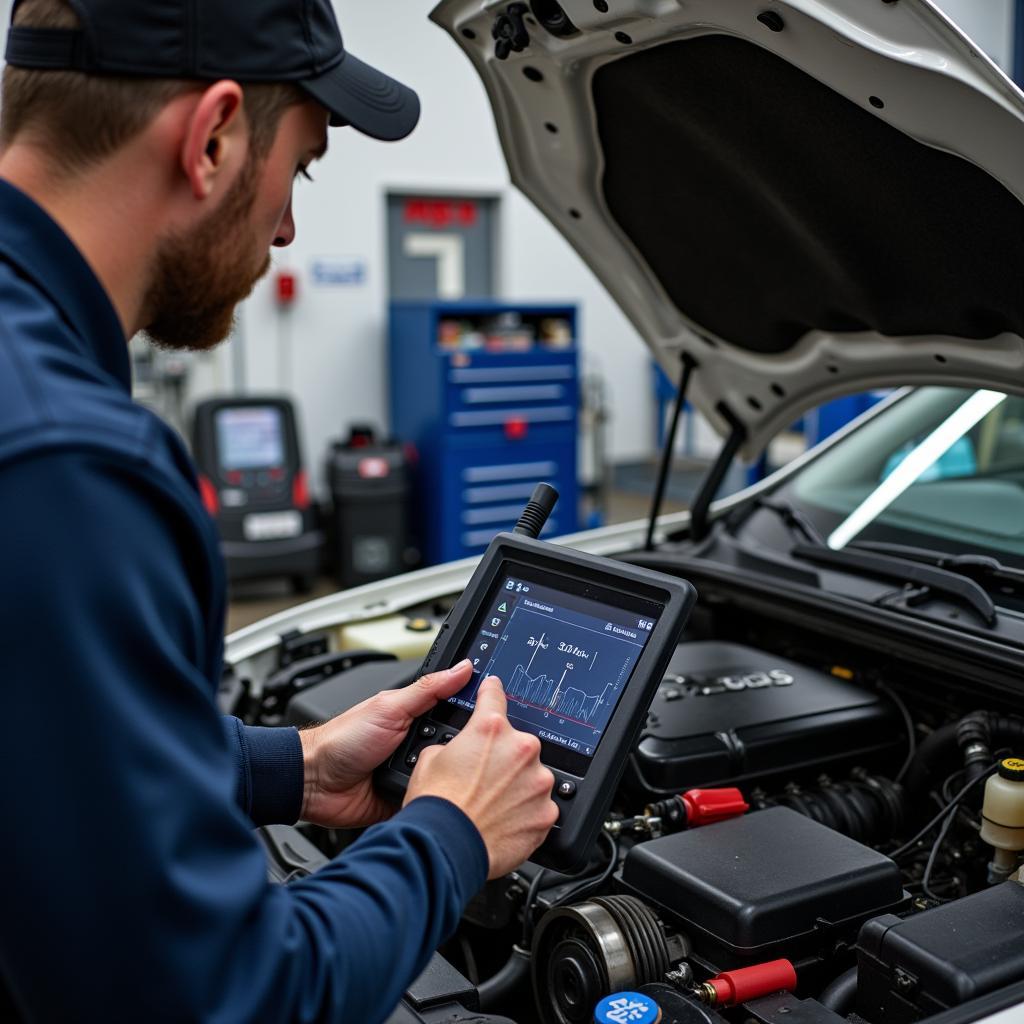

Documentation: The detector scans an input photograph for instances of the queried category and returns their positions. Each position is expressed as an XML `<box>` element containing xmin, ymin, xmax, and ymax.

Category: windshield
<box><xmin>771</xmin><ymin>387</ymin><xmax>1024</xmax><ymax>568</ymax></box>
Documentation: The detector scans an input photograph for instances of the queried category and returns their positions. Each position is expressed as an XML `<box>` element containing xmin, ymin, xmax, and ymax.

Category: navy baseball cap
<box><xmin>5</xmin><ymin>0</ymin><xmax>420</xmax><ymax>142</ymax></box>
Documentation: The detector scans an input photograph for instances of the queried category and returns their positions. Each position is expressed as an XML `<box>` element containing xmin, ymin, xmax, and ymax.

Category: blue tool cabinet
<box><xmin>389</xmin><ymin>300</ymin><xmax>580</xmax><ymax>565</ymax></box>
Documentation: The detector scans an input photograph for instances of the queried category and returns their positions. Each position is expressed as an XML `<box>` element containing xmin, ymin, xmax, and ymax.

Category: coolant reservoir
<box><xmin>980</xmin><ymin>758</ymin><xmax>1024</xmax><ymax>883</ymax></box>
<box><xmin>338</xmin><ymin>614</ymin><xmax>439</xmax><ymax>661</ymax></box>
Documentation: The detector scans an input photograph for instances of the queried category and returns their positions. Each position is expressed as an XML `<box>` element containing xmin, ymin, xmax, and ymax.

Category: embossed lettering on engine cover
<box><xmin>663</xmin><ymin>668</ymin><xmax>795</xmax><ymax>698</ymax></box>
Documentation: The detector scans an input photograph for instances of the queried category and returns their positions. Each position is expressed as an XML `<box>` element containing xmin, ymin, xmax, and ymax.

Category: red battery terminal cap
<box><xmin>681</xmin><ymin>787</ymin><xmax>750</xmax><ymax>827</ymax></box>
<box><xmin>698</xmin><ymin>960</ymin><xmax>798</xmax><ymax>1007</ymax></box>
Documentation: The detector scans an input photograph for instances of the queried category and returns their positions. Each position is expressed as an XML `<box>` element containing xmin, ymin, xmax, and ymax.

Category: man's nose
<box><xmin>273</xmin><ymin>197</ymin><xmax>296</xmax><ymax>248</ymax></box>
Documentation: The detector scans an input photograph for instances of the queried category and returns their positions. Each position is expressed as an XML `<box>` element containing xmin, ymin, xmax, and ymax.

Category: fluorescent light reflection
<box><xmin>828</xmin><ymin>389</ymin><xmax>1007</xmax><ymax>550</ymax></box>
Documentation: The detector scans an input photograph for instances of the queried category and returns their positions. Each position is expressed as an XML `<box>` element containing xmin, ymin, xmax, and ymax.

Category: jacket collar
<box><xmin>0</xmin><ymin>177</ymin><xmax>130</xmax><ymax>393</ymax></box>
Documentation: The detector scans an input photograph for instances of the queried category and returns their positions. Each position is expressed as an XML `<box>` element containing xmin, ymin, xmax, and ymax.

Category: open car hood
<box><xmin>430</xmin><ymin>0</ymin><xmax>1024</xmax><ymax>457</ymax></box>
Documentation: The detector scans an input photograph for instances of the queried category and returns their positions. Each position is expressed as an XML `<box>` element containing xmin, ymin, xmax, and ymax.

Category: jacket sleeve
<box><xmin>223</xmin><ymin>717</ymin><xmax>306</xmax><ymax>826</ymax></box>
<box><xmin>0</xmin><ymin>450</ymin><xmax>488</xmax><ymax>1024</ymax></box>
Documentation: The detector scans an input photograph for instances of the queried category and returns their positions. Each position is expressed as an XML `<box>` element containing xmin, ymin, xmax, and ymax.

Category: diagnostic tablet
<box><xmin>377</xmin><ymin>532</ymin><xmax>696</xmax><ymax>870</ymax></box>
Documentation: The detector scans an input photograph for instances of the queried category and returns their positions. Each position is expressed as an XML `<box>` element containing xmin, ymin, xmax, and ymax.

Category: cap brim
<box><xmin>301</xmin><ymin>51</ymin><xmax>420</xmax><ymax>142</ymax></box>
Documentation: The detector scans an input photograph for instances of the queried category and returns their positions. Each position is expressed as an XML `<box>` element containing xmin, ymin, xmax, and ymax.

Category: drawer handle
<box><xmin>450</xmin><ymin>406</ymin><xmax>573</xmax><ymax>428</ymax></box>
<box><xmin>462</xmin><ymin>385</ymin><xmax>565</xmax><ymax>404</ymax></box>
<box><xmin>462</xmin><ymin>461</ymin><xmax>558</xmax><ymax>483</ymax></box>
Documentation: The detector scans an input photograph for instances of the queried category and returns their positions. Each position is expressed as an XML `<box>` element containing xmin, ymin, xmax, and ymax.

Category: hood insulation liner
<box><xmin>594</xmin><ymin>34</ymin><xmax>1024</xmax><ymax>355</ymax></box>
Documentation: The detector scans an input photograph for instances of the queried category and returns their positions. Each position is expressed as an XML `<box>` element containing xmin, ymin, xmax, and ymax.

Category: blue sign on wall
<box><xmin>310</xmin><ymin>257</ymin><xmax>368</xmax><ymax>287</ymax></box>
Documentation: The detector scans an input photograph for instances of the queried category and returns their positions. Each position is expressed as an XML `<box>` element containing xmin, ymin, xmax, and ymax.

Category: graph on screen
<box><xmin>452</xmin><ymin>581</ymin><xmax>655</xmax><ymax>756</ymax></box>
<box><xmin>505</xmin><ymin>661</ymin><xmax>616</xmax><ymax>726</ymax></box>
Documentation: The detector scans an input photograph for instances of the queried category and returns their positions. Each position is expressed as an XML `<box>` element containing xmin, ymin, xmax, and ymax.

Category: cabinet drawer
<box><xmin>438</xmin><ymin>445</ymin><xmax>577</xmax><ymax>560</ymax></box>
<box><xmin>445</xmin><ymin>355</ymin><xmax>577</xmax><ymax>426</ymax></box>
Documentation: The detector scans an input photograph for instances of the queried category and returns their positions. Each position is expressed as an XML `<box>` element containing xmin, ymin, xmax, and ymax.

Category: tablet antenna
<box><xmin>514</xmin><ymin>483</ymin><xmax>559</xmax><ymax>540</ymax></box>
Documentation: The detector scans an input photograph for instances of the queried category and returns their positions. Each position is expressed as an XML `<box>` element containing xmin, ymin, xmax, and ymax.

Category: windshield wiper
<box><xmin>791</xmin><ymin>543</ymin><xmax>997</xmax><ymax>627</ymax></box>
<box><xmin>745</xmin><ymin>498</ymin><xmax>827</xmax><ymax>546</ymax></box>
<box><xmin>741</xmin><ymin>499</ymin><xmax>999</xmax><ymax>627</ymax></box>
<box><xmin>848</xmin><ymin>541</ymin><xmax>1024</xmax><ymax>601</ymax></box>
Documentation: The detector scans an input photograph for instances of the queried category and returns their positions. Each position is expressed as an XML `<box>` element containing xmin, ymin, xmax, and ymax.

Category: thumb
<box><xmin>472</xmin><ymin>675</ymin><xmax>508</xmax><ymax>718</ymax></box>
<box><xmin>391</xmin><ymin>659</ymin><xmax>473</xmax><ymax>720</ymax></box>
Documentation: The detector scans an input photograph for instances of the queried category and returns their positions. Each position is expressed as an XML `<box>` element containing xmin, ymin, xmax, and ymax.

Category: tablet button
<box><xmin>405</xmin><ymin>752</ymin><xmax>419</xmax><ymax>767</ymax></box>
<box><xmin>556</xmin><ymin>780</ymin><xmax>577</xmax><ymax>799</ymax></box>
<box><xmin>420</xmin><ymin>724</ymin><xmax>437</xmax><ymax>738</ymax></box>
<box><xmin>440</xmin><ymin>733</ymin><xmax>456</xmax><ymax>745</ymax></box>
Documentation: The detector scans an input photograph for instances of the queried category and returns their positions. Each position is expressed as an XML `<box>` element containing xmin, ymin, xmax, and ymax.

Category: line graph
<box><xmin>445</xmin><ymin>573</ymin><xmax>659</xmax><ymax>758</ymax></box>
<box><xmin>506</xmin><ymin>663</ymin><xmax>614</xmax><ymax>726</ymax></box>
<box><xmin>455</xmin><ymin>593</ymin><xmax>651</xmax><ymax>756</ymax></box>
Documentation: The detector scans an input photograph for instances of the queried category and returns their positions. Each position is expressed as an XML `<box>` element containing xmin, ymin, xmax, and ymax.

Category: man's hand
<box><xmin>299</xmin><ymin>659</ymin><xmax>474</xmax><ymax>829</ymax></box>
<box><xmin>404</xmin><ymin>676</ymin><xmax>559</xmax><ymax>879</ymax></box>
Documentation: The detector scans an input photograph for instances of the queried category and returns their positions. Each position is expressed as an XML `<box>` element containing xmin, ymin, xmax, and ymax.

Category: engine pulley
<box><xmin>531</xmin><ymin>895</ymin><xmax>689</xmax><ymax>1024</ymax></box>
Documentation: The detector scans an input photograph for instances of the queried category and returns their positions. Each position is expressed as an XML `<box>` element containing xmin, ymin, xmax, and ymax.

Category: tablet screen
<box><xmin>433</xmin><ymin>561</ymin><xmax>663</xmax><ymax>774</ymax></box>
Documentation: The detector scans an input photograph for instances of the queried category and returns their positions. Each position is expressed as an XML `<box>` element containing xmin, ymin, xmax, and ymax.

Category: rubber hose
<box><xmin>957</xmin><ymin>711</ymin><xmax>994</xmax><ymax>785</ymax></box>
<box><xmin>989</xmin><ymin>714</ymin><xmax>1024</xmax><ymax>750</ymax></box>
<box><xmin>820</xmin><ymin>967</ymin><xmax>858</xmax><ymax>1015</ymax></box>
<box><xmin>764</xmin><ymin>774</ymin><xmax>904</xmax><ymax>845</ymax></box>
<box><xmin>477</xmin><ymin>944</ymin><xmax>531</xmax><ymax>1010</ymax></box>
<box><xmin>903</xmin><ymin>722</ymin><xmax>960</xmax><ymax>798</ymax></box>
<box><xmin>958</xmin><ymin>712</ymin><xmax>1024</xmax><ymax>785</ymax></box>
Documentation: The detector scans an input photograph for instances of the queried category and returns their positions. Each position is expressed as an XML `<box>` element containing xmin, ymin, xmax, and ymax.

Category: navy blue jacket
<box><xmin>0</xmin><ymin>179</ymin><xmax>487</xmax><ymax>1022</ymax></box>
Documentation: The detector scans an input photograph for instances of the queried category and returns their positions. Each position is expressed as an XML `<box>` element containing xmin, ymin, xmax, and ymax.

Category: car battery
<box><xmin>327</xmin><ymin>427</ymin><xmax>416</xmax><ymax>588</ymax></box>
<box><xmin>857</xmin><ymin>882</ymin><xmax>1024</xmax><ymax>1023</ymax></box>
<box><xmin>631</xmin><ymin>642</ymin><xmax>900</xmax><ymax>794</ymax></box>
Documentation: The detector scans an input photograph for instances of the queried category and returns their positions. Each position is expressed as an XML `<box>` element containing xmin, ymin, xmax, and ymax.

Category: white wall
<box><xmin>935</xmin><ymin>0</ymin><xmax>1015</xmax><ymax>71</ymax></box>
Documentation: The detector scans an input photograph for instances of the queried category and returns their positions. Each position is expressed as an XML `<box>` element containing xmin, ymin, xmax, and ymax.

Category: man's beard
<box><xmin>142</xmin><ymin>157</ymin><xmax>273</xmax><ymax>352</ymax></box>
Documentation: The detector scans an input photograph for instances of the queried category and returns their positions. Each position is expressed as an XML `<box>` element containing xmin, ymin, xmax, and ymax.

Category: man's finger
<box><xmin>414</xmin><ymin>743</ymin><xmax>444</xmax><ymax>772</ymax></box>
<box><xmin>403</xmin><ymin>744</ymin><xmax>445</xmax><ymax>805</ymax></box>
<box><xmin>392</xmin><ymin>659</ymin><xmax>473</xmax><ymax>719</ymax></box>
<box><xmin>473</xmin><ymin>675</ymin><xmax>508</xmax><ymax>718</ymax></box>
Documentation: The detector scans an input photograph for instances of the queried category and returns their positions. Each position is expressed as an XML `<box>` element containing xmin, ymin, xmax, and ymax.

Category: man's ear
<box><xmin>180</xmin><ymin>81</ymin><xmax>246</xmax><ymax>201</ymax></box>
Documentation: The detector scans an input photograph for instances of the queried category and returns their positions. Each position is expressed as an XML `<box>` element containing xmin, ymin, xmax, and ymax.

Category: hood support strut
<box><xmin>645</xmin><ymin>354</ymin><xmax>697</xmax><ymax>551</ymax></box>
<box><xmin>689</xmin><ymin>408</ymin><xmax>747</xmax><ymax>542</ymax></box>
<box><xmin>666</xmin><ymin>403</ymin><xmax>747</xmax><ymax>545</ymax></box>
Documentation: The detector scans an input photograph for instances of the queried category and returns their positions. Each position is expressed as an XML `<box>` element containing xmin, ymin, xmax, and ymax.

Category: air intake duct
<box><xmin>752</xmin><ymin>770</ymin><xmax>905</xmax><ymax>846</ymax></box>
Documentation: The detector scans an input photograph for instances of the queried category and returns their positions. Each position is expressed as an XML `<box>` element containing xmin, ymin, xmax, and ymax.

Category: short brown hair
<box><xmin>1</xmin><ymin>0</ymin><xmax>304</xmax><ymax>172</ymax></box>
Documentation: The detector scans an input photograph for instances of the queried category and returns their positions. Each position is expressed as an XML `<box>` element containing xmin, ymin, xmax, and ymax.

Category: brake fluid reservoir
<box><xmin>980</xmin><ymin>758</ymin><xmax>1024</xmax><ymax>883</ymax></box>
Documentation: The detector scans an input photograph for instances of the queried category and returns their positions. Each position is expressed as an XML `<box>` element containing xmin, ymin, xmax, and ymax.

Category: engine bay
<box><xmin>225</xmin><ymin>572</ymin><xmax>1024</xmax><ymax>1024</ymax></box>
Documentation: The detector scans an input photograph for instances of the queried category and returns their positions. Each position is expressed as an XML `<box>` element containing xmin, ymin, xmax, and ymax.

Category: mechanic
<box><xmin>0</xmin><ymin>1</ymin><xmax>559</xmax><ymax>1021</ymax></box>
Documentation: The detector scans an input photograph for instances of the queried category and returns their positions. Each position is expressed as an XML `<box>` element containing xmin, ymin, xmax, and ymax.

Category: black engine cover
<box><xmin>857</xmin><ymin>882</ymin><xmax>1024</xmax><ymax>1022</ymax></box>
<box><xmin>623</xmin><ymin>807</ymin><xmax>905</xmax><ymax>967</ymax></box>
<box><xmin>632</xmin><ymin>641</ymin><xmax>899</xmax><ymax>793</ymax></box>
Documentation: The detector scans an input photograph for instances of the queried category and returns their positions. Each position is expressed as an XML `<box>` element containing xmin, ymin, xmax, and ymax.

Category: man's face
<box><xmin>143</xmin><ymin>98</ymin><xmax>329</xmax><ymax>352</ymax></box>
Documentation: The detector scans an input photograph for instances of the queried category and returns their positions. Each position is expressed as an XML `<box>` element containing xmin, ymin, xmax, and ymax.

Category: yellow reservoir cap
<box><xmin>998</xmin><ymin>758</ymin><xmax>1024</xmax><ymax>781</ymax></box>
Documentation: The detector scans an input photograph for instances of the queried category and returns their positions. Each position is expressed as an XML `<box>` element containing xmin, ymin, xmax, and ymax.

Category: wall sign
<box><xmin>310</xmin><ymin>257</ymin><xmax>368</xmax><ymax>288</ymax></box>
<box><xmin>403</xmin><ymin>198</ymin><xmax>479</xmax><ymax>228</ymax></box>
<box><xmin>388</xmin><ymin>193</ymin><xmax>498</xmax><ymax>301</ymax></box>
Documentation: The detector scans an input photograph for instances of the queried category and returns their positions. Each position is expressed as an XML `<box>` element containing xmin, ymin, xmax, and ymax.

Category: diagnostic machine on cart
<box><xmin>378</xmin><ymin>485</ymin><xmax>696</xmax><ymax>869</ymax></box>
<box><xmin>192</xmin><ymin>396</ymin><xmax>323</xmax><ymax>592</ymax></box>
